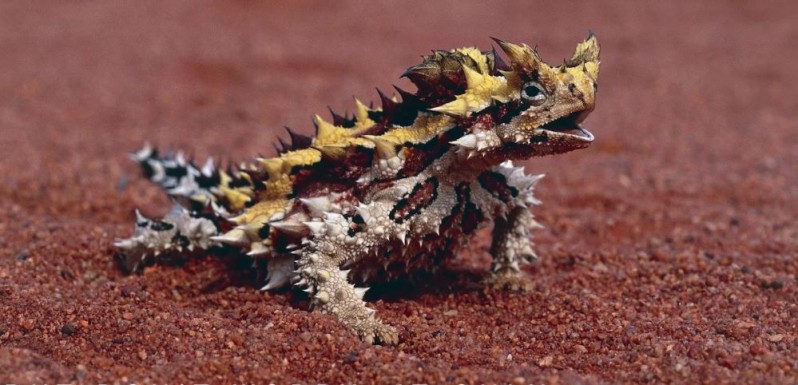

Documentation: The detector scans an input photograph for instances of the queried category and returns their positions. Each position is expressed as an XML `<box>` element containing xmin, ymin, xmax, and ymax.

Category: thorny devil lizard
<box><xmin>115</xmin><ymin>36</ymin><xmax>600</xmax><ymax>344</ymax></box>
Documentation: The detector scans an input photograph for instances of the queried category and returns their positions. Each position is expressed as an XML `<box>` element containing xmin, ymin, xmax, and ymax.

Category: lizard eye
<box><xmin>521</xmin><ymin>82</ymin><xmax>547</xmax><ymax>106</ymax></box>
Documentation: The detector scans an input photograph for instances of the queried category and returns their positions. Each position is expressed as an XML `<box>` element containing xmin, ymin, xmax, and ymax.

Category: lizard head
<box><xmin>425</xmin><ymin>34</ymin><xmax>600</xmax><ymax>160</ymax></box>
<box><xmin>493</xmin><ymin>34</ymin><xmax>600</xmax><ymax>156</ymax></box>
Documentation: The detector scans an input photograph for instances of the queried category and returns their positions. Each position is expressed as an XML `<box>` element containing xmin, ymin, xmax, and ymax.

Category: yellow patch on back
<box><xmin>428</xmin><ymin>47</ymin><xmax>522</xmax><ymax>117</ymax></box>
<box><xmin>379</xmin><ymin>114</ymin><xmax>454</xmax><ymax>144</ymax></box>
<box><xmin>218</xmin><ymin>171</ymin><xmax>253</xmax><ymax>212</ymax></box>
<box><xmin>231</xmin><ymin>198</ymin><xmax>292</xmax><ymax>229</ymax></box>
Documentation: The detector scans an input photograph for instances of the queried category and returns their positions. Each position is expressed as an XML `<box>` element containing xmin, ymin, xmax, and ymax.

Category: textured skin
<box><xmin>116</xmin><ymin>36</ymin><xmax>601</xmax><ymax>344</ymax></box>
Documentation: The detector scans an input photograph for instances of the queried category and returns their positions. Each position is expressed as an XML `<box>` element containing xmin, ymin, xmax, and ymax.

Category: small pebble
<box><xmin>60</xmin><ymin>323</ymin><xmax>77</xmax><ymax>336</ymax></box>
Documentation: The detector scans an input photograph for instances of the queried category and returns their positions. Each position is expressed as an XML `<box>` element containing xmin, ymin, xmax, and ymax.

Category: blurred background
<box><xmin>1</xmin><ymin>1</ymin><xmax>796</xmax><ymax>383</ymax></box>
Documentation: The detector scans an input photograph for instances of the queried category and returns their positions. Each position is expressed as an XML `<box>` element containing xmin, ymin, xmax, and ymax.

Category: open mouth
<box><xmin>539</xmin><ymin>111</ymin><xmax>594</xmax><ymax>142</ymax></box>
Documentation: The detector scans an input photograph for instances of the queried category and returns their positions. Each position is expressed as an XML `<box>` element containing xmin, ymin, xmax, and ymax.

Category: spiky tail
<box><xmin>116</xmin><ymin>144</ymin><xmax>230</xmax><ymax>272</ymax></box>
<box><xmin>114</xmin><ymin>203</ymin><xmax>222</xmax><ymax>272</ymax></box>
<box><xmin>130</xmin><ymin>143</ymin><xmax>221</xmax><ymax>207</ymax></box>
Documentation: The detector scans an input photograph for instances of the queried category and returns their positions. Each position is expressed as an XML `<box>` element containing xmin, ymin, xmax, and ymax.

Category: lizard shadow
<box><xmin>117</xmin><ymin>249</ymin><xmax>493</xmax><ymax>305</ymax></box>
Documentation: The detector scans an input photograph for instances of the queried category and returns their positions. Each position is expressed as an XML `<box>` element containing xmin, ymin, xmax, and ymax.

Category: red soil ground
<box><xmin>1</xmin><ymin>1</ymin><xmax>796</xmax><ymax>384</ymax></box>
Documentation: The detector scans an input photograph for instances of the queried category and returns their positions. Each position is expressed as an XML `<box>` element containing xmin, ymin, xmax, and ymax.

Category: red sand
<box><xmin>1</xmin><ymin>1</ymin><xmax>796</xmax><ymax>384</ymax></box>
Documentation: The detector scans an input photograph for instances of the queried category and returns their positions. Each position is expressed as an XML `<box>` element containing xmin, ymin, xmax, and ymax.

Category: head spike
<box><xmin>491</xmin><ymin>46</ymin><xmax>511</xmax><ymax>73</ymax></box>
<box><xmin>566</xmin><ymin>31</ymin><xmax>601</xmax><ymax>67</ymax></box>
<box><xmin>491</xmin><ymin>37</ymin><xmax>541</xmax><ymax>73</ymax></box>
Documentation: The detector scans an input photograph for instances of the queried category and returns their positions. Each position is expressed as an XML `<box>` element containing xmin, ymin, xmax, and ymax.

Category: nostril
<box><xmin>568</xmin><ymin>83</ymin><xmax>577</xmax><ymax>94</ymax></box>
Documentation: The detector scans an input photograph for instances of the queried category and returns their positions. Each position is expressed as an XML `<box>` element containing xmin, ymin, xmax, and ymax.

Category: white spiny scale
<box><xmin>322</xmin><ymin>211</ymin><xmax>346</xmax><ymax>222</ymax></box>
<box><xmin>355</xmin><ymin>204</ymin><xmax>371</xmax><ymax>223</ymax></box>
<box><xmin>201</xmin><ymin>157</ymin><xmax>214</xmax><ymax>176</ymax></box>
<box><xmin>130</xmin><ymin>142</ymin><xmax>153</xmax><ymax>162</ymax></box>
<box><xmin>260</xmin><ymin>281</ymin><xmax>277</xmax><ymax>291</ymax></box>
<box><xmin>450</xmin><ymin>134</ymin><xmax>477</xmax><ymax>149</ymax></box>
<box><xmin>210</xmin><ymin>228</ymin><xmax>249</xmax><ymax>246</ymax></box>
<box><xmin>167</xmin><ymin>184</ymin><xmax>193</xmax><ymax>197</ymax></box>
<box><xmin>175</xmin><ymin>151</ymin><xmax>186</xmax><ymax>165</ymax></box>
<box><xmin>270</xmin><ymin>220</ymin><xmax>306</xmax><ymax>236</ymax></box>
<box><xmin>509</xmin><ymin>166</ymin><xmax>525</xmax><ymax>180</ymax></box>
<box><xmin>247</xmin><ymin>242</ymin><xmax>271</xmax><ymax>257</ymax></box>
<box><xmin>397</xmin><ymin>230</ymin><xmax>407</xmax><ymax>245</ymax></box>
<box><xmin>263</xmin><ymin>256</ymin><xmax>294</xmax><ymax>290</ymax></box>
<box><xmin>134</xmin><ymin>209</ymin><xmax>148</xmax><ymax>224</ymax></box>
<box><xmin>235</xmin><ymin>222</ymin><xmax>263</xmax><ymax>239</ymax></box>
<box><xmin>269</xmin><ymin>211</ymin><xmax>286</xmax><ymax>222</ymax></box>
<box><xmin>354</xmin><ymin>287</ymin><xmax>369</xmax><ymax>299</ymax></box>
<box><xmin>519</xmin><ymin>174</ymin><xmax>545</xmax><ymax>191</ymax></box>
<box><xmin>114</xmin><ymin>239</ymin><xmax>133</xmax><ymax>249</ymax></box>
<box><xmin>146</xmin><ymin>160</ymin><xmax>166</xmax><ymax>183</ymax></box>
<box><xmin>314</xmin><ymin>291</ymin><xmax>330</xmax><ymax>303</ymax></box>
<box><xmin>300</xmin><ymin>196</ymin><xmax>331</xmax><ymax>217</ymax></box>
<box><xmin>303</xmin><ymin>221</ymin><xmax>327</xmax><ymax>236</ymax></box>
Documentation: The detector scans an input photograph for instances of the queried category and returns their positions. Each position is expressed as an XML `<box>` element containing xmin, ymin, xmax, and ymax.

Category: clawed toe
<box><xmin>485</xmin><ymin>271</ymin><xmax>531</xmax><ymax>291</ymax></box>
<box><xmin>357</xmin><ymin>321</ymin><xmax>399</xmax><ymax>345</ymax></box>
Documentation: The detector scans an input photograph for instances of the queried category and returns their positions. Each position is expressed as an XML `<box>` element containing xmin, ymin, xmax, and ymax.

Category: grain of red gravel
<box><xmin>1</xmin><ymin>1</ymin><xmax>796</xmax><ymax>384</ymax></box>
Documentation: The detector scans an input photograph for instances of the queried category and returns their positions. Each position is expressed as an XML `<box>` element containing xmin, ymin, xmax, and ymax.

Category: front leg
<box><xmin>481</xmin><ymin>162</ymin><xmax>544</xmax><ymax>290</ymax></box>
<box><xmin>487</xmin><ymin>206</ymin><xmax>541</xmax><ymax>290</ymax></box>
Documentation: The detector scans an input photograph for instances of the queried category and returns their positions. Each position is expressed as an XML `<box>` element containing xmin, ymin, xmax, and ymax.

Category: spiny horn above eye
<box><xmin>566</xmin><ymin>32</ymin><xmax>600</xmax><ymax>67</ymax></box>
<box><xmin>491</xmin><ymin>37</ymin><xmax>542</xmax><ymax>73</ymax></box>
<box><xmin>490</xmin><ymin>46</ymin><xmax>511</xmax><ymax>72</ymax></box>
